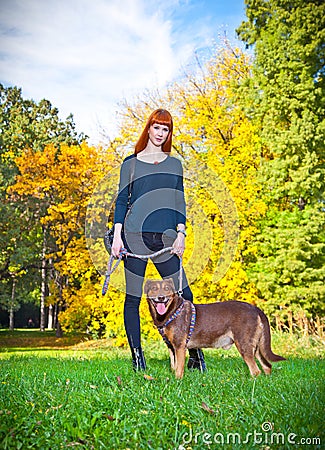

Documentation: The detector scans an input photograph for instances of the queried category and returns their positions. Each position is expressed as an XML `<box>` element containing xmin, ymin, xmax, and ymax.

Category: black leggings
<box><xmin>123</xmin><ymin>232</ymin><xmax>193</xmax><ymax>348</ymax></box>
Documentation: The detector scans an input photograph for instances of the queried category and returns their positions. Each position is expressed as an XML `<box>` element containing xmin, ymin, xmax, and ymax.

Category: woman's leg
<box><xmin>123</xmin><ymin>232</ymin><xmax>150</xmax><ymax>370</ymax></box>
<box><xmin>123</xmin><ymin>256</ymin><xmax>147</xmax><ymax>349</ymax></box>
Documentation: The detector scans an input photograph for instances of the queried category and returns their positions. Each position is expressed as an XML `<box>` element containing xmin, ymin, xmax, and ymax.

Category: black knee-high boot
<box><xmin>131</xmin><ymin>346</ymin><xmax>146</xmax><ymax>371</ymax></box>
<box><xmin>188</xmin><ymin>349</ymin><xmax>207</xmax><ymax>372</ymax></box>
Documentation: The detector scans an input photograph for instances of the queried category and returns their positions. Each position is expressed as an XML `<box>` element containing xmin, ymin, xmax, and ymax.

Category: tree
<box><xmin>170</xmin><ymin>46</ymin><xmax>266</xmax><ymax>305</ymax></box>
<box><xmin>237</xmin><ymin>0</ymin><xmax>325</xmax><ymax>330</ymax></box>
<box><xmin>0</xmin><ymin>184</ymin><xmax>42</xmax><ymax>329</ymax></box>
<box><xmin>10</xmin><ymin>142</ymin><xmax>119</xmax><ymax>334</ymax></box>
<box><xmin>0</xmin><ymin>84</ymin><xmax>84</xmax><ymax>329</ymax></box>
<box><xmin>84</xmin><ymin>44</ymin><xmax>268</xmax><ymax>343</ymax></box>
<box><xmin>0</xmin><ymin>84</ymin><xmax>84</xmax><ymax>185</ymax></box>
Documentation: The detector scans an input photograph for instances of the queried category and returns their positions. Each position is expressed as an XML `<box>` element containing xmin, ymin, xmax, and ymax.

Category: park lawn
<box><xmin>0</xmin><ymin>330</ymin><xmax>324</xmax><ymax>449</ymax></box>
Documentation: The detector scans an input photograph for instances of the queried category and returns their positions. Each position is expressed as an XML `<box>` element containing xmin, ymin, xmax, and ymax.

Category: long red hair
<box><xmin>135</xmin><ymin>109</ymin><xmax>173</xmax><ymax>154</ymax></box>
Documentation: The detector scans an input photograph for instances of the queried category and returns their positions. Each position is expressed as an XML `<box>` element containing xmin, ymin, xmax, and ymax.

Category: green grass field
<box><xmin>0</xmin><ymin>329</ymin><xmax>324</xmax><ymax>449</ymax></box>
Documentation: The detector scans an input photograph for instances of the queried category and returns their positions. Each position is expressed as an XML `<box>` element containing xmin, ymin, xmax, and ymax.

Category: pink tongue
<box><xmin>156</xmin><ymin>302</ymin><xmax>167</xmax><ymax>315</ymax></box>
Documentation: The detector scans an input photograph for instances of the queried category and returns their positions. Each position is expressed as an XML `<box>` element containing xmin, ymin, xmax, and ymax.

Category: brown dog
<box><xmin>145</xmin><ymin>278</ymin><xmax>285</xmax><ymax>379</ymax></box>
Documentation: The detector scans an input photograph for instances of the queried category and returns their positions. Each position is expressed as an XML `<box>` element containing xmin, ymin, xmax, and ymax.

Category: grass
<box><xmin>0</xmin><ymin>330</ymin><xmax>324</xmax><ymax>449</ymax></box>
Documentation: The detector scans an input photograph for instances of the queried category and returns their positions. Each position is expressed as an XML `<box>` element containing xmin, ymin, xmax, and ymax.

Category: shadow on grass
<box><xmin>0</xmin><ymin>328</ymin><xmax>88</xmax><ymax>350</ymax></box>
<box><xmin>1</xmin><ymin>329</ymin><xmax>324</xmax><ymax>365</ymax></box>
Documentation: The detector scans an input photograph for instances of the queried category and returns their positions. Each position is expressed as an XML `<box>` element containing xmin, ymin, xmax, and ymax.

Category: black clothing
<box><xmin>113</xmin><ymin>153</ymin><xmax>192</xmax><ymax>350</ymax></box>
<box><xmin>114</xmin><ymin>155</ymin><xmax>186</xmax><ymax>233</ymax></box>
<box><xmin>123</xmin><ymin>232</ymin><xmax>193</xmax><ymax>348</ymax></box>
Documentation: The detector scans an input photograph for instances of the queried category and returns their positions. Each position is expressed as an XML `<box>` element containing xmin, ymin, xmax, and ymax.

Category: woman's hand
<box><xmin>172</xmin><ymin>232</ymin><xmax>185</xmax><ymax>257</ymax></box>
<box><xmin>111</xmin><ymin>223</ymin><xmax>124</xmax><ymax>258</ymax></box>
<box><xmin>111</xmin><ymin>236</ymin><xmax>124</xmax><ymax>258</ymax></box>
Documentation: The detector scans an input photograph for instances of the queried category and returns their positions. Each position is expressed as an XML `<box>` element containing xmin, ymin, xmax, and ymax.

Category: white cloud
<box><xmin>0</xmin><ymin>0</ymin><xmax>244</xmax><ymax>142</ymax></box>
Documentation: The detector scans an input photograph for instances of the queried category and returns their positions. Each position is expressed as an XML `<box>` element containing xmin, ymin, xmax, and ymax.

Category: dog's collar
<box><xmin>157</xmin><ymin>300</ymin><xmax>196</xmax><ymax>346</ymax></box>
<box><xmin>161</xmin><ymin>301</ymin><xmax>185</xmax><ymax>328</ymax></box>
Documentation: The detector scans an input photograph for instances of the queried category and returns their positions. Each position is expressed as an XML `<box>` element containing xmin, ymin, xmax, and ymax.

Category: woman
<box><xmin>112</xmin><ymin>109</ymin><xmax>206</xmax><ymax>372</ymax></box>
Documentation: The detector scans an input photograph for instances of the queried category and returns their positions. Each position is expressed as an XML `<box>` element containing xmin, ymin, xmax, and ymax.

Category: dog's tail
<box><xmin>258</xmin><ymin>309</ymin><xmax>286</xmax><ymax>362</ymax></box>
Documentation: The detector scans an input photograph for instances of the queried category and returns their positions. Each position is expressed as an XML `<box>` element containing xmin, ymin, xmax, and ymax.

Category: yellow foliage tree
<box><xmin>9</xmin><ymin>44</ymin><xmax>268</xmax><ymax>346</ymax></box>
<box><xmin>172</xmin><ymin>48</ymin><xmax>267</xmax><ymax>304</ymax></box>
<box><xmin>10</xmin><ymin>141</ymin><xmax>123</xmax><ymax>335</ymax></box>
<box><xmin>94</xmin><ymin>44</ymin><xmax>268</xmax><ymax>344</ymax></box>
<box><xmin>116</xmin><ymin>45</ymin><xmax>265</xmax><ymax>294</ymax></box>
<box><xmin>12</xmin><ymin>143</ymin><xmax>113</xmax><ymax>252</ymax></box>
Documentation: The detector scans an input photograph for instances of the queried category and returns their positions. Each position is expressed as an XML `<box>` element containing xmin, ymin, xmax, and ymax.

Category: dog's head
<box><xmin>144</xmin><ymin>278</ymin><xmax>176</xmax><ymax>317</ymax></box>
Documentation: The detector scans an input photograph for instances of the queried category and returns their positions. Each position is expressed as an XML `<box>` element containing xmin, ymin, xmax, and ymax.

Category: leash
<box><xmin>102</xmin><ymin>246</ymin><xmax>195</xmax><ymax>347</ymax></box>
<box><xmin>102</xmin><ymin>247</ymin><xmax>183</xmax><ymax>296</ymax></box>
<box><xmin>158</xmin><ymin>300</ymin><xmax>196</xmax><ymax>347</ymax></box>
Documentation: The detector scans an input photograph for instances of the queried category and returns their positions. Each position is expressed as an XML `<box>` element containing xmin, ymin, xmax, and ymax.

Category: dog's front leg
<box><xmin>168</xmin><ymin>347</ymin><xmax>176</xmax><ymax>371</ymax></box>
<box><xmin>174</xmin><ymin>346</ymin><xmax>187</xmax><ymax>379</ymax></box>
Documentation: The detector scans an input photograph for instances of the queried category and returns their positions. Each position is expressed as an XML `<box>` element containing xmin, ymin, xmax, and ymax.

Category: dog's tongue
<box><xmin>156</xmin><ymin>302</ymin><xmax>167</xmax><ymax>316</ymax></box>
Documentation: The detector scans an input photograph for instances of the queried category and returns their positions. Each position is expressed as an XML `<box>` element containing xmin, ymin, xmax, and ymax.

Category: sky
<box><xmin>0</xmin><ymin>0</ymin><xmax>247</xmax><ymax>143</ymax></box>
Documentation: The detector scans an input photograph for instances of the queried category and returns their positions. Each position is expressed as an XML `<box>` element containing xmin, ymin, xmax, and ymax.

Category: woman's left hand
<box><xmin>172</xmin><ymin>233</ymin><xmax>185</xmax><ymax>257</ymax></box>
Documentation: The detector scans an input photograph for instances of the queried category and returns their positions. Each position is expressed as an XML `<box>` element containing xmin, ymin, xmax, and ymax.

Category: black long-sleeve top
<box><xmin>114</xmin><ymin>154</ymin><xmax>186</xmax><ymax>233</ymax></box>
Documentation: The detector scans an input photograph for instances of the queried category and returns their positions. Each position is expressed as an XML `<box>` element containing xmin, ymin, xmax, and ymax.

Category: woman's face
<box><xmin>148</xmin><ymin>122</ymin><xmax>169</xmax><ymax>147</ymax></box>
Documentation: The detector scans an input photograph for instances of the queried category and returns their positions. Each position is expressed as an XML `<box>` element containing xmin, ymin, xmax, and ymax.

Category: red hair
<box><xmin>135</xmin><ymin>109</ymin><xmax>173</xmax><ymax>154</ymax></box>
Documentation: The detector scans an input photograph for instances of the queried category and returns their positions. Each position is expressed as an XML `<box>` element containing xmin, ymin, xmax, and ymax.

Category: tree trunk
<box><xmin>40</xmin><ymin>225</ymin><xmax>47</xmax><ymax>331</ymax></box>
<box><xmin>47</xmin><ymin>304</ymin><xmax>53</xmax><ymax>329</ymax></box>
<box><xmin>9</xmin><ymin>278</ymin><xmax>16</xmax><ymax>331</ymax></box>
<box><xmin>56</xmin><ymin>319</ymin><xmax>63</xmax><ymax>338</ymax></box>
<box><xmin>55</xmin><ymin>273</ymin><xmax>64</xmax><ymax>338</ymax></box>
<box><xmin>9</xmin><ymin>307</ymin><xmax>14</xmax><ymax>331</ymax></box>
<box><xmin>298</xmin><ymin>197</ymin><xmax>306</xmax><ymax>211</ymax></box>
<box><xmin>54</xmin><ymin>302</ymin><xmax>58</xmax><ymax>327</ymax></box>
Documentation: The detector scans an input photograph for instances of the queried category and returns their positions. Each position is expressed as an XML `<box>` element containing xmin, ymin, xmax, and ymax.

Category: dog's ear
<box><xmin>164</xmin><ymin>278</ymin><xmax>175</xmax><ymax>291</ymax></box>
<box><xmin>144</xmin><ymin>280</ymin><xmax>153</xmax><ymax>295</ymax></box>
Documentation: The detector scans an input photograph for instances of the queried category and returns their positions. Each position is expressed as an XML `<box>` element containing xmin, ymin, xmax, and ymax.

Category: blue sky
<box><xmin>0</xmin><ymin>0</ymin><xmax>247</xmax><ymax>142</ymax></box>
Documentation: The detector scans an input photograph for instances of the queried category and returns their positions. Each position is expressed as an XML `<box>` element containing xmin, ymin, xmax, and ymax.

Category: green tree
<box><xmin>237</xmin><ymin>0</ymin><xmax>325</xmax><ymax>330</ymax></box>
<box><xmin>0</xmin><ymin>84</ymin><xmax>85</xmax><ymax>185</ymax></box>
